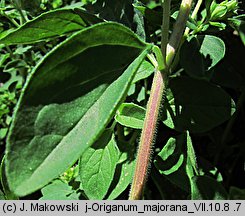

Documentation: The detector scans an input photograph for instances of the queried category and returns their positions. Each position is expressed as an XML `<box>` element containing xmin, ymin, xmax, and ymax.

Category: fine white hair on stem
<box><xmin>129</xmin><ymin>0</ymin><xmax>193</xmax><ymax>200</ymax></box>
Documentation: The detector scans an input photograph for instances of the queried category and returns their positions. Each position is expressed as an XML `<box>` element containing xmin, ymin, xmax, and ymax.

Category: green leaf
<box><xmin>228</xmin><ymin>15</ymin><xmax>245</xmax><ymax>45</ymax></box>
<box><xmin>185</xmin><ymin>132</ymin><xmax>196</xmax><ymax>192</ymax></box>
<box><xmin>134</xmin><ymin>4</ymin><xmax>162</xmax><ymax>26</ymax></box>
<box><xmin>155</xmin><ymin>136</ymin><xmax>185</xmax><ymax>175</ymax></box>
<box><xmin>136</xmin><ymin>86</ymin><xmax>146</xmax><ymax>102</ymax></box>
<box><xmin>0</xmin><ymin>8</ymin><xmax>101</xmax><ymax>45</ymax></box>
<box><xmin>0</xmin><ymin>157</ymin><xmax>18</xmax><ymax>200</ymax></box>
<box><xmin>205</xmin><ymin>0</ymin><xmax>213</xmax><ymax>18</ymax></box>
<box><xmin>133</xmin><ymin>60</ymin><xmax>154</xmax><ymax>83</ymax></box>
<box><xmin>186</xmin><ymin>132</ymin><xmax>198</xmax><ymax>175</ymax></box>
<box><xmin>180</xmin><ymin>35</ymin><xmax>225</xmax><ymax>80</ymax></box>
<box><xmin>106</xmin><ymin>140</ymin><xmax>136</xmax><ymax>200</ymax></box>
<box><xmin>115</xmin><ymin>103</ymin><xmax>146</xmax><ymax>129</ymax></box>
<box><xmin>191</xmin><ymin>175</ymin><xmax>228</xmax><ymax>200</ymax></box>
<box><xmin>211</xmin><ymin>57</ymin><xmax>245</xmax><ymax>89</ymax></box>
<box><xmin>0</xmin><ymin>128</ymin><xmax>8</xmax><ymax>140</ymax></box>
<box><xmin>239</xmin><ymin>22</ymin><xmax>245</xmax><ymax>46</ymax></box>
<box><xmin>40</xmin><ymin>179</ymin><xmax>79</xmax><ymax>200</ymax></box>
<box><xmin>198</xmin><ymin>157</ymin><xmax>223</xmax><ymax>182</ymax></box>
<box><xmin>79</xmin><ymin>130</ymin><xmax>119</xmax><ymax>200</ymax></box>
<box><xmin>163</xmin><ymin>76</ymin><xmax>236</xmax><ymax>133</ymax></box>
<box><xmin>210</xmin><ymin>33</ymin><xmax>245</xmax><ymax>89</ymax></box>
<box><xmin>85</xmin><ymin>0</ymin><xmax>146</xmax><ymax>39</ymax></box>
<box><xmin>0</xmin><ymin>53</ymin><xmax>10</xmax><ymax>66</ymax></box>
<box><xmin>154</xmin><ymin>134</ymin><xmax>190</xmax><ymax>192</ymax></box>
<box><xmin>209</xmin><ymin>21</ymin><xmax>226</xmax><ymax>30</ymax></box>
<box><xmin>0</xmin><ymin>189</ymin><xmax>5</xmax><ymax>200</ymax></box>
<box><xmin>5</xmin><ymin>22</ymin><xmax>151</xmax><ymax>196</ymax></box>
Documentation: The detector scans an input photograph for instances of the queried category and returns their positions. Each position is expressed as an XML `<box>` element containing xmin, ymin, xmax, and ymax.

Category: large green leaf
<box><xmin>79</xmin><ymin>130</ymin><xmax>119</xmax><ymax>200</ymax></box>
<box><xmin>163</xmin><ymin>76</ymin><xmax>236</xmax><ymax>133</ymax></box>
<box><xmin>180</xmin><ymin>35</ymin><xmax>225</xmax><ymax>80</ymax></box>
<box><xmin>5</xmin><ymin>22</ymin><xmax>151</xmax><ymax>196</ymax></box>
<box><xmin>0</xmin><ymin>8</ymin><xmax>102</xmax><ymax>45</ymax></box>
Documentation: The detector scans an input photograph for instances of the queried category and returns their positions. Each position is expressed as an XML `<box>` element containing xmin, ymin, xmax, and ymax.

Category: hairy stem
<box><xmin>129</xmin><ymin>69</ymin><xmax>165</xmax><ymax>200</ymax></box>
<box><xmin>129</xmin><ymin>0</ymin><xmax>193</xmax><ymax>200</ymax></box>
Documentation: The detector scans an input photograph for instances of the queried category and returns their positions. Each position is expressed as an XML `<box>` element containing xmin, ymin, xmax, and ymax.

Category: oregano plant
<box><xmin>0</xmin><ymin>0</ymin><xmax>244</xmax><ymax>200</ymax></box>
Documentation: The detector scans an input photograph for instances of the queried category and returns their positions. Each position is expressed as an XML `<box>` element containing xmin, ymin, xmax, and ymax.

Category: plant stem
<box><xmin>191</xmin><ymin>0</ymin><xmax>203</xmax><ymax>20</ymax></box>
<box><xmin>161</xmin><ymin>0</ymin><xmax>171</xmax><ymax>63</ymax></box>
<box><xmin>5</xmin><ymin>46</ymin><xmax>14</xmax><ymax>59</ymax></box>
<box><xmin>166</xmin><ymin>0</ymin><xmax>193</xmax><ymax>67</ymax></box>
<box><xmin>1</xmin><ymin>10</ymin><xmax>20</xmax><ymax>27</ymax></box>
<box><xmin>11</xmin><ymin>0</ymin><xmax>27</xmax><ymax>24</ymax></box>
<box><xmin>129</xmin><ymin>0</ymin><xmax>193</xmax><ymax>200</ymax></box>
<box><xmin>185</xmin><ymin>0</ymin><xmax>203</xmax><ymax>35</ymax></box>
<box><xmin>129</xmin><ymin>69</ymin><xmax>165</xmax><ymax>200</ymax></box>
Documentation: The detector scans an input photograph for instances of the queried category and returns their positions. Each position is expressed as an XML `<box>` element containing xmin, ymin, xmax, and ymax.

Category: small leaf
<box><xmin>191</xmin><ymin>175</ymin><xmax>228</xmax><ymax>200</ymax></box>
<box><xmin>133</xmin><ymin>60</ymin><xmax>154</xmax><ymax>83</ymax></box>
<box><xmin>40</xmin><ymin>179</ymin><xmax>79</xmax><ymax>200</ymax></box>
<box><xmin>0</xmin><ymin>8</ymin><xmax>101</xmax><ymax>45</ymax></box>
<box><xmin>209</xmin><ymin>21</ymin><xmax>226</xmax><ymax>30</ymax></box>
<box><xmin>5</xmin><ymin>22</ymin><xmax>151</xmax><ymax>196</ymax></box>
<box><xmin>155</xmin><ymin>136</ymin><xmax>185</xmax><ymax>175</ymax></box>
<box><xmin>136</xmin><ymin>86</ymin><xmax>146</xmax><ymax>102</ymax></box>
<box><xmin>180</xmin><ymin>35</ymin><xmax>225</xmax><ymax>79</ymax></box>
<box><xmin>158</xmin><ymin>138</ymin><xmax>176</xmax><ymax>161</ymax></box>
<box><xmin>163</xmin><ymin>76</ymin><xmax>236</xmax><ymax>133</ymax></box>
<box><xmin>115</xmin><ymin>103</ymin><xmax>146</xmax><ymax>129</ymax></box>
<box><xmin>198</xmin><ymin>157</ymin><xmax>223</xmax><ymax>182</ymax></box>
<box><xmin>79</xmin><ymin>130</ymin><xmax>119</xmax><ymax>200</ymax></box>
<box><xmin>0</xmin><ymin>128</ymin><xmax>8</xmax><ymax>140</ymax></box>
<box><xmin>154</xmin><ymin>134</ymin><xmax>190</xmax><ymax>192</ymax></box>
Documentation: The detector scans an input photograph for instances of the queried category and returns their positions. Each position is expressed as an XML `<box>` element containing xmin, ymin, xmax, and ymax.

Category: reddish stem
<box><xmin>129</xmin><ymin>70</ymin><xmax>165</xmax><ymax>200</ymax></box>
